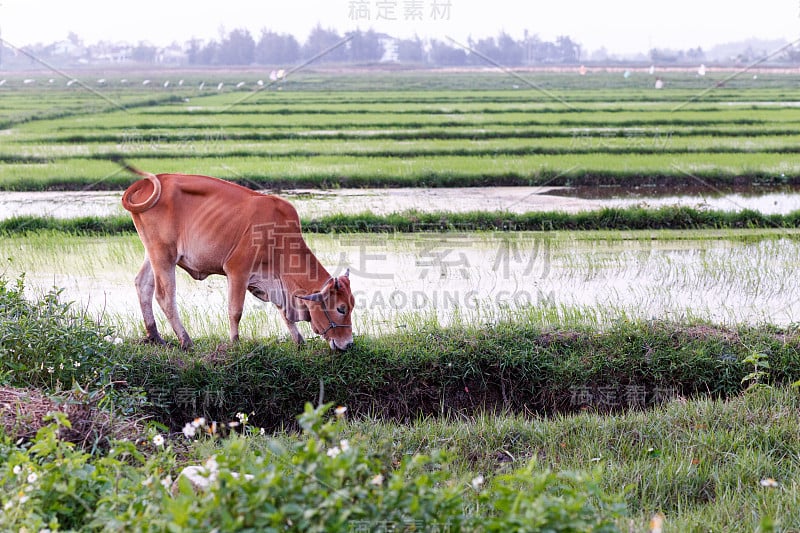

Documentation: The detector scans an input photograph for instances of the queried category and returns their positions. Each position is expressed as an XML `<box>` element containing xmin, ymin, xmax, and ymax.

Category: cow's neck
<box><xmin>283</xmin><ymin>258</ymin><xmax>330</xmax><ymax>294</ymax></box>
<box><xmin>269</xmin><ymin>240</ymin><xmax>331</xmax><ymax>295</ymax></box>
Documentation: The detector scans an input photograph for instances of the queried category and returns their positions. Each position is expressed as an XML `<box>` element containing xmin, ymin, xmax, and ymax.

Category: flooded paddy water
<box><xmin>3</xmin><ymin>182</ymin><xmax>800</xmax><ymax>340</ymax></box>
<box><xmin>3</xmin><ymin>229</ymin><xmax>800</xmax><ymax>343</ymax></box>
<box><xmin>3</xmin><ymin>184</ymin><xmax>800</xmax><ymax>219</ymax></box>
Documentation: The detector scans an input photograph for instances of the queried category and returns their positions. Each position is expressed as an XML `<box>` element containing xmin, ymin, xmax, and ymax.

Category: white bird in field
<box><xmin>217</xmin><ymin>82</ymin><xmax>224</xmax><ymax>91</ymax></box>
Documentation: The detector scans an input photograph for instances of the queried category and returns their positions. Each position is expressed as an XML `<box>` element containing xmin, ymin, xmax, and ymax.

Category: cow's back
<box><xmin>127</xmin><ymin>173</ymin><xmax>301</xmax><ymax>278</ymax></box>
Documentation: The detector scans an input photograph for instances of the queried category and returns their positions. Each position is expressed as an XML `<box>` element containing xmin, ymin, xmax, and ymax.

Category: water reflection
<box><xmin>551</xmin><ymin>184</ymin><xmax>800</xmax><ymax>214</ymax></box>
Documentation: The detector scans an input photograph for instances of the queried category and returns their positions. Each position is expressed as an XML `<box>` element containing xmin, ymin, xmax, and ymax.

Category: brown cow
<box><xmin>120</xmin><ymin>164</ymin><xmax>354</xmax><ymax>351</ymax></box>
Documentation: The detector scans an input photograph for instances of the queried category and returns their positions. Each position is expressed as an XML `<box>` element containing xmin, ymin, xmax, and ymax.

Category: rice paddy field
<box><xmin>2</xmin><ymin>70</ymin><xmax>800</xmax><ymax>190</ymax></box>
<box><xmin>3</xmin><ymin>68</ymin><xmax>800</xmax><ymax>531</ymax></box>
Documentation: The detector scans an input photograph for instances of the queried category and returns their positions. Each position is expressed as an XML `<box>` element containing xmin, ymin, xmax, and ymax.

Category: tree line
<box><xmin>19</xmin><ymin>26</ymin><xmax>583</xmax><ymax>67</ymax></box>
<box><xmin>183</xmin><ymin>26</ymin><xmax>582</xmax><ymax>66</ymax></box>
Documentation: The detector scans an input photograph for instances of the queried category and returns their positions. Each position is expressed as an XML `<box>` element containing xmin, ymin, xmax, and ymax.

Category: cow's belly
<box><xmin>175</xmin><ymin>236</ymin><xmax>234</xmax><ymax>280</ymax></box>
<box><xmin>177</xmin><ymin>253</ymin><xmax>225</xmax><ymax>280</ymax></box>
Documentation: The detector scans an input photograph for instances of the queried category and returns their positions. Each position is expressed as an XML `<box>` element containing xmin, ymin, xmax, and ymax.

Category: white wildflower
<box><xmin>369</xmin><ymin>474</ymin><xmax>384</xmax><ymax>486</ymax></box>
<box><xmin>12</xmin><ymin>465</ymin><xmax>21</xmax><ymax>476</ymax></box>
<box><xmin>236</xmin><ymin>412</ymin><xmax>248</xmax><ymax>425</ymax></box>
<box><xmin>470</xmin><ymin>475</ymin><xmax>485</xmax><ymax>490</ymax></box>
<box><xmin>326</xmin><ymin>446</ymin><xmax>341</xmax><ymax>458</ymax></box>
<box><xmin>182</xmin><ymin>422</ymin><xmax>196</xmax><ymax>438</ymax></box>
<box><xmin>339</xmin><ymin>439</ymin><xmax>350</xmax><ymax>452</ymax></box>
<box><xmin>160</xmin><ymin>475</ymin><xmax>172</xmax><ymax>490</ymax></box>
<box><xmin>152</xmin><ymin>434</ymin><xmax>164</xmax><ymax>447</ymax></box>
<box><xmin>113</xmin><ymin>337</ymin><xmax>123</xmax><ymax>345</ymax></box>
<box><xmin>26</xmin><ymin>472</ymin><xmax>37</xmax><ymax>484</ymax></box>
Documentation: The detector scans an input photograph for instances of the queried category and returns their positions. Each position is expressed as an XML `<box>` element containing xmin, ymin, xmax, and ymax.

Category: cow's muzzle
<box><xmin>329</xmin><ymin>337</ymin><xmax>354</xmax><ymax>351</ymax></box>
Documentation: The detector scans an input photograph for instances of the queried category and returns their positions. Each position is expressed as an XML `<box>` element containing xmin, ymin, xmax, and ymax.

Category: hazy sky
<box><xmin>1</xmin><ymin>0</ymin><xmax>797</xmax><ymax>55</ymax></box>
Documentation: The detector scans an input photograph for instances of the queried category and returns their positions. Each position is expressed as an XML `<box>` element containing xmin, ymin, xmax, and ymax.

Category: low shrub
<box><xmin>0</xmin><ymin>276</ymin><xmax>119</xmax><ymax>390</ymax></box>
<box><xmin>0</xmin><ymin>404</ymin><xmax>627</xmax><ymax>532</ymax></box>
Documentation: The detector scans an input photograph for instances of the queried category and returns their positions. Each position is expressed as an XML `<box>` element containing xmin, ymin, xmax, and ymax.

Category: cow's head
<box><xmin>297</xmin><ymin>269</ymin><xmax>355</xmax><ymax>351</ymax></box>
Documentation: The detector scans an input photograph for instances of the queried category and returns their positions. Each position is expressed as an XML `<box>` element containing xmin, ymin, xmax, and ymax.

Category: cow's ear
<box><xmin>297</xmin><ymin>292</ymin><xmax>324</xmax><ymax>303</ymax></box>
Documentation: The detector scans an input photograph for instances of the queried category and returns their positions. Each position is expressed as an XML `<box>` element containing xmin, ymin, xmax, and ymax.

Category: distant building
<box><xmin>157</xmin><ymin>44</ymin><xmax>188</xmax><ymax>64</ymax></box>
<box><xmin>51</xmin><ymin>40</ymin><xmax>84</xmax><ymax>57</ymax></box>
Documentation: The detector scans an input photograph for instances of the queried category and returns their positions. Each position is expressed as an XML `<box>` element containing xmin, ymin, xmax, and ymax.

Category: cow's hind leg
<box><xmin>151</xmin><ymin>259</ymin><xmax>192</xmax><ymax>350</ymax></box>
<box><xmin>135</xmin><ymin>257</ymin><xmax>165</xmax><ymax>345</ymax></box>
<box><xmin>225</xmin><ymin>274</ymin><xmax>248</xmax><ymax>343</ymax></box>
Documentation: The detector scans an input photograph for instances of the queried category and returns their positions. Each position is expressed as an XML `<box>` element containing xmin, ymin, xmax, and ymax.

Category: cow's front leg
<box><xmin>279</xmin><ymin>308</ymin><xmax>305</xmax><ymax>345</ymax></box>
<box><xmin>135</xmin><ymin>256</ymin><xmax>166</xmax><ymax>345</ymax></box>
<box><xmin>152</xmin><ymin>263</ymin><xmax>192</xmax><ymax>350</ymax></box>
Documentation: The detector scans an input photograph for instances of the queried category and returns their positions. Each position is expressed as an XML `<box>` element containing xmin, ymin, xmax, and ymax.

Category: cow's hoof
<box><xmin>180</xmin><ymin>336</ymin><xmax>194</xmax><ymax>351</ymax></box>
<box><xmin>144</xmin><ymin>335</ymin><xmax>167</xmax><ymax>346</ymax></box>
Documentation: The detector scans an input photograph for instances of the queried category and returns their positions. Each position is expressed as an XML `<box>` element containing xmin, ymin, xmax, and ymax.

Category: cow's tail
<box><xmin>120</xmin><ymin>161</ymin><xmax>162</xmax><ymax>214</ymax></box>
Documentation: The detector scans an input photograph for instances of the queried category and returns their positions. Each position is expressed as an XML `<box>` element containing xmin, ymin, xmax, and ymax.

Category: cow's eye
<box><xmin>337</xmin><ymin>305</ymin><xmax>347</xmax><ymax>315</ymax></box>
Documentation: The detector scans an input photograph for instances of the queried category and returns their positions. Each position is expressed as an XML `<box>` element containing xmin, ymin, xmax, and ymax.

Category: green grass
<box><xmin>339</xmin><ymin>385</ymin><xmax>800</xmax><ymax>531</ymax></box>
<box><xmin>3</xmin><ymin>206</ymin><xmax>800</xmax><ymax>236</ymax></box>
<box><xmin>0</xmin><ymin>153</ymin><xmax>796</xmax><ymax>190</ymax></box>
